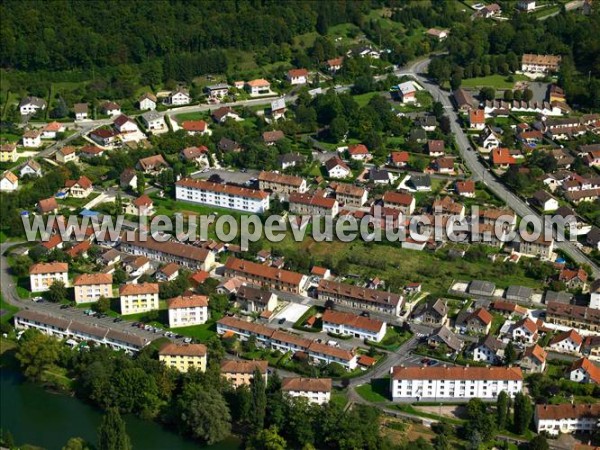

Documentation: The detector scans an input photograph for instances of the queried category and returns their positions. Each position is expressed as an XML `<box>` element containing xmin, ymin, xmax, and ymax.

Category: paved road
<box><xmin>0</xmin><ymin>242</ymin><xmax>175</xmax><ymax>344</ymax></box>
<box><xmin>400</xmin><ymin>58</ymin><xmax>600</xmax><ymax>278</ymax></box>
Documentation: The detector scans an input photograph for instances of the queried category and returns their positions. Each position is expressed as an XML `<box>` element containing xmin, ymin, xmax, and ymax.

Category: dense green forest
<box><xmin>427</xmin><ymin>7</ymin><xmax>600</xmax><ymax>109</ymax></box>
<box><xmin>0</xmin><ymin>0</ymin><xmax>369</xmax><ymax>71</ymax></box>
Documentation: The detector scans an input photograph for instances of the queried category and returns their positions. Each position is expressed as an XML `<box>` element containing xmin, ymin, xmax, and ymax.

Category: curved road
<box><xmin>401</xmin><ymin>58</ymin><xmax>599</xmax><ymax>277</ymax></box>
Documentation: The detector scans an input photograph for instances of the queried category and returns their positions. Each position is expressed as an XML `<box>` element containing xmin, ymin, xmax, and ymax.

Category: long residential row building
<box><xmin>534</xmin><ymin>403</ymin><xmax>599</xmax><ymax>437</ymax></box>
<box><xmin>175</xmin><ymin>178</ymin><xmax>270</xmax><ymax>213</ymax></box>
<box><xmin>322</xmin><ymin>309</ymin><xmax>387</xmax><ymax>342</ymax></box>
<box><xmin>317</xmin><ymin>279</ymin><xmax>404</xmax><ymax>316</ymax></box>
<box><xmin>224</xmin><ymin>257</ymin><xmax>308</xmax><ymax>294</ymax></box>
<box><xmin>120</xmin><ymin>234</ymin><xmax>215</xmax><ymax>271</ymax></box>
<box><xmin>389</xmin><ymin>366</ymin><xmax>523</xmax><ymax>402</ymax></box>
<box><xmin>216</xmin><ymin>316</ymin><xmax>358</xmax><ymax>370</ymax></box>
<box><xmin>14</xmin><ymin>310</ymin><xmax>149</xmax><ymax>353</ymax></box>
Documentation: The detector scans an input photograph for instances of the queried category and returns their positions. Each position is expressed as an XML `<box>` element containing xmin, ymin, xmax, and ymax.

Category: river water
<box><xmin>0</xmin><ymin>369</ymin><xmax>241</xmax><ymax>450</ymax></box>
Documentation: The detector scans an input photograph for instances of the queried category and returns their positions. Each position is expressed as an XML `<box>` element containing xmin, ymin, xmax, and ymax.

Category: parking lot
<box><xmin>271</xmin><ymin>303</ymin><xmax>310</xmax><ymax>326</ymax></box>
<box><xmin>191</xmin><ymin>168</ymin><xmax>260</xmax><ymax>185</ymax></box>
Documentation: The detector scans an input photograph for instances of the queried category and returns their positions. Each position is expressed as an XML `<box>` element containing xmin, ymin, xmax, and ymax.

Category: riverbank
<box><xmin>0</xmin><ymin>337</ymin><xmax>241</xmax><ymax>450</ymax></box>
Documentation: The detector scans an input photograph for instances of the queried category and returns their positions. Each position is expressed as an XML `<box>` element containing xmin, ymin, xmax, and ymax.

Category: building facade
<box><xmin>176</xmin><ymin>178</ymin><xmax>270</xmax><ymax>213</ymax></box>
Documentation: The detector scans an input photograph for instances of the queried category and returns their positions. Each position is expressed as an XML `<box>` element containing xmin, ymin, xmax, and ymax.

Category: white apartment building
<box><xmin>29</xmin><ymin>262</ymin><xmax>69</xmax><ymax>292</ymax></box>
<box><xmin>390</xmin><ymin>366</ymin><xmax>523</xmax><ymax>401</ymax></box>
<box><xmin>535</xmin><ymin>404</ymin><xmax>599</xmax><ymax>436</ymax></box>
<box><xmin>322</xmin><ymin>310</ymin><xmax>387</xmax><ymax>343</ymax></box>
<box><xmin>167</xmin><ymin>294</ymin><xmax>209</xmax><ymax>328</ymax></box>
<box><xmin>521</xmin><ymin>54</ymin><xmax>561</xmax><ymax>74</ymax></box>
<box><xmin>73</xmin><ymin>273</ymin><xmax>113</xmax><ymax>304</ymax></box>
<box><xmin>119</xmin><ymin>283</ymin><xmax>159</xmax><ymax>315</ymax></box>
<box><xmin>281</xmin><ymin>377</ymin><xmax>332</xmax><ymax>405</ymax></box>
<box><xmin>176</xmin><ymin>178</ymin><xmax>270</xmax><ymax>213</ymax></box>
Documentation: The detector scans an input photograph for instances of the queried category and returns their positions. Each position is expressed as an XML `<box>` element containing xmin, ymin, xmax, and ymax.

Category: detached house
<box><xmin>56</xmin><ymin>146</ymin><xmax>78</xmax><ymax>163</ymax></box>
<box><xmin>411</xmin><ymin>298</ymin><xmax>448</xmax><ymax>326</ymax></box>
<box><xmin>19</xmin><ymin>96</ymin><xmax>47</xmax><ymax>115</ymax></box>
<box><xmin>398</xmin><ymin>81</ymin><xmax>417</xmax><ymax>103</ymax></box>
<box><xmin>37</xmin><ymin>197</ymin><xmax>58</xmax><ymax>214</ymax></box>
<box><xmin>469</xmin><ymin>109</ymin><xmax>486</xmax><ymax>130</ymax></box>
<box><xmin>246</xmin><ymin>79</ymin><xmax>271</xmax><ymax>96</ymax></box>
<box><xmin>0</xmin><ymin>143</ymin><xmax>17</xmax><ymax>163</ymax></box>
<box><xmin>22</xmin><ymin>130</ymin><xmax>42</xmax><ymax>148</ymax></box>
<box><xmin>455</xmin><ymin>180</ymin><xmax>475</xmax><ymax>198</ymax></box>
<box><xmin>512</xmin><ymin>317</ymin><xmax>539</xmax><ymax>344</ymax></box>
<box><xmin>138</xmin><ymin>92</ymin><xmax>157</xmax><ymax>111</ymax></box>
<box><xmin>141</xmin><ymin>111</ymin><xmax>166</xmax><ymax>132</ymax></box>
<box><xmin>530</xmin><ymin>190</ymin><xmax>559</xmax><ymax>212</ymax></box>
<box><xmin>120</xmin><ymin>168</ymin><xmax>137</xmax><ymax>190</ymax></box>
<box><xmin>569</xmin><ymin>357</ymin><xmax>600</xmax><ymax>384</ymax></box>
<box><xmin>549</xmin><ymin>329</ymin><xmax>583</xmax><ymax>354</ymax></box>
<box><xmin>101</xmin><ymin>101</ymin><xmax>121</xmax><ymax>116</ymax></box>
<box><xmin>287</xmin><ymin>68</ymin><xmax>309</xmax><ymax>85</ymax></box>
<box><xmin>324</xmin><ymin>156</ymin><xmax>351</xmax><ymax>179</ymax></box>
<box><xmin>166</xmin><ymin>89</ymin><xmax>191</xmax><ymax>106</ymax></box>
<box><xmin>558</xmin><ymin>267</ymin><xmax>588</xmax><ymax>290</ymax></box>
<box><xmin>41</xmin><ymin>121</ymin><xmax>65</xmax><ymax>139</ymax></box>
<box><xmin>74</xmin><ymin>103</ymin><xmax>88</xmax><ymax>121</ymax></box>
<box><xmin>181</xmin><ymin>120</ymin><xmax>211</xmax><ymax>136</ymax></box>
<box><xmin>382</xmin><ymin>191</ymin><xmax>415</xmax><ymax>214</ymax></box>
<box><xmin>262</xmin><ymin>130</ymin><xmax>285</xmax><ymax>145</ymax></box>
<box><xmin>212</xmin><ymin>106</ymin><xmax>241</xmax><ymax>124</ymax></box>
<box><xmin>491</xmin><ymin>148</ymin><xmax>516</xmax><ymax>169</ymax></box>
<box><xmin>520</xmin><ymin>344</ymin><xmax>547</xmax><ymax>373</ymax></box>
<box><xmin>473</xmin><ymin>334</ymin><xmax>506</xmax><ymax>364</ymax></box>
<box><xmin>125</xmin><ymin>194</ymin><xmax>154</xmax><ymax>216</ymax></box>
<box><xmin>479</xmin><ymin>127</ymin><xmax>501</xmax><ymax>151</ymax></box>
<box><xmin>0</xmin><ymin>171</ymin><xmax>18</xmax><ymax>192</ymax></box>
<box><xmin>427</xmin><ymin>140</ymin><xmax>445</xmax><ymax>157</ymax></box>
<box><xmin>236</xmin><ymin>285</ymin><xmax>277</xmax><ymax>314</ymax></box>
<box><xmin>390</xmin><ymin>151</ymin><xmax>409</xmax><ymax>168</ymax></box>
<box><xmin>459</xmin><ymin>308</ymin><xmax>493</xmax><ymax>335</ymax></box>
<box><xmin>347</xmin><ymin>144</ymin><xmax>371</xmax><ymax>161</ymax></box>
<box><xmin>65</xmin><ymin>176</ymin><xmax>93</xmax><ymax>198</ymax></box>
<box><xmin>180</xmin><ymin>146</ymin><xmax>209</xmax><ymax>167</ymax></box>
<box><xmin>220</xmin><ymin>360</ymin><xmax>269</xmax><ymax>388</ymax></box>
<box><xmin>137</xmin><ymin>154</ymin><xmax>169</xmax><ymax>174</ymax></box>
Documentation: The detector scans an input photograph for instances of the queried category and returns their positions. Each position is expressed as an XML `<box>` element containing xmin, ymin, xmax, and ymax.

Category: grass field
<box><xmin>268</xmin><ymin>236</ymin><xmax>545</xmax><ymax>296</ymax></box>
<box><xmin>173</xmin><ymin>321</ymin><xmax>217</xmax><ymax>342</ymax></box>
<box><xmin>174</xmin><ymin>111</ymin><xmax>210</xmax><ymax>122</ymax></box>
<box><xmin>461</xmin><ymin>74</ymin><xmax>529</xmax><ymax>90</ymax></box>
<box><xmin>355</xmin><ymin>378</ymin><xmax>390</xmax><ymax>402</ymax></box>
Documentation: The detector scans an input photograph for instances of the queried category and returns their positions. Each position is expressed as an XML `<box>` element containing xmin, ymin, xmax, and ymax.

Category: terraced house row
<box><xmin>216</xmin><ymin>316</ymin><xmax>358</xmax><ymax>370</ymax></box>
<box><xmin>14</xmin><ymin>310</ymin><xmax>149</xmax><ymax>353</ymax></box>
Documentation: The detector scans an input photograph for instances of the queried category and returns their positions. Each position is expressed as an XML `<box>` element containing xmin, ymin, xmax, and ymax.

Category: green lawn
<box><xmin>0</xmin><ymin>292</ymin><xmax>19</xmax><ymax>324</ymax></box>
<box><xmin>174</xmin><ymin>321</ymin><xmax>217</xmax><ymax>342</ymax></box>
<box><xmin>174</xmin><ymin>111</ymin><xmax>210</xmax><ymax>122</ymax></box>
<box><xmin>355</xmin><ymin>378</ymin><xmax>390</xmax><ymax>403</ymax></box>
<box><xmin>461</xmin><ymin>74</ymin><xmax>528</xmax><ymax>90</ymax></box>
<box><xmin>352</xmin><ymin>92</ymin><xmax>381</xmax><ymax>107</ymax></box>
<box><xmin>367</xmin><ymin>326</ymin><xmax>412</xmax><ymax>351</ymax></box>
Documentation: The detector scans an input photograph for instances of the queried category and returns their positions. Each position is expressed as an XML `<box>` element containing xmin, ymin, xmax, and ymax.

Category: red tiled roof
<box><xmin>119</xmin><ymin>283</ymin><xmax>159</xmax><ymax>296</ymax></box>
<box><xmin>74</xmin><ymin>273</ymin><xmax>112</xmax><ymax>286</ymax></box>
<box><xmin>288</xmin><ymin>68</ymin><xmax>309</xmax><ymax>78</ymax></box>
<box><xmin>550</xmin><ymin>329</ymin><xmax>583</xmax><ymax>347</ymax></box>
<box><xmin>167</xmin><ymin>294</ymin><xmax>208</xmax><ymax>309</ymax></box>
<box><xmin>570</xmin><ymin>357</ymin><xmax>600</xmax><ymax>383</ymax></box>
<box><xmin>535</xmin><ymin>403</ymin><xmax>600</xmax><ymax>421</ymax></box>
<box><xmin>322</xmin><ymin>309</ymin><xmax>384</xmax><ymax>333</ymax></box>
<box><xmin>470</xmin><ymin>109</ymin><xmax>485</xmax><ymax>124</ymax></box>
<box><xmin>220</xmin><ymin>359</ymin><xmax>268</xmax><ymax>374</ymax></box>
<box><xmin>225</xmin><ymin>257</ymin><xmax>305</xmax><ymax>286</ymax></box>
<box><xmin>391</xmin><ymin>151</ymin><xmax>409</xmax><ymax>164</ymax></box>
<box><xmin>38</xmin><ymin>197</ymin><xmax>58</xmax><ymax>213</ymax></box>
<box><xmin>383</xmin><ymin>191</ymin><xmax>414</xmax><ymax>206</ymax></box>
<box><xmin>281</xmin><ymin>377</ymin><xmax>332</xmax><ymax>392</ymax></box>
<box><xmin>182</xmin><ymin>120</ymin><xmax>208</xmax><ymax>132</ymax></box>
<box><xmin>348</xmin><ymin>144</ymin><xmax>369</xmax><ymax>155</ymax></box>
<box><xmin>492</xmin><ymin>148</ymin><xmax>517</xmax><ymax>166</ymax></box>
<box><xmin>159</xmin><ymin>342</ymin><xmax>207</xmax><ymax>357</ymax></box>
<box><xmin>29</xmin><ymin>262</ymin><xmax>68</xmax><ymax>274</ymax></box>
<box><xmin>523</xmin><ymin>344</ymin><xmax>547</xmax><ymax>364</ymax></box>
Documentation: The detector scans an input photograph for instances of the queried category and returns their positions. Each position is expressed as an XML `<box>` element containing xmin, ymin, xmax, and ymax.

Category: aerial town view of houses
<box><xmin>0</xmin><ymin>1</ymin><xmax>599</xmax><ymax>449</ymax></box>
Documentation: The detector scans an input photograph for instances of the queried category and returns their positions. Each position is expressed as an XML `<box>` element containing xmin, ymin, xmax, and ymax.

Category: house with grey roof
<box><xmin>506</xmin><ymin>285</ymin><xmax>534</xmax><ymax>302</ymax></box>
<box><xmin>469</xmin><ymin>280</ymin><xmax>496</xmax><ymax>297</ymax></box>
<box><xmin>19</xmin><ymin>96</ymin><xmax>47</xmax><ymax>115</ymax></box>
<box><xmin>473</xmin><ymin>334</ymin><xmax>506</xmax><ymax>364</ymax></box>
<box><xmin>427</xmin><ymin>325</ymin><xmax>463</xmax><ymax>353</ymax></box>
